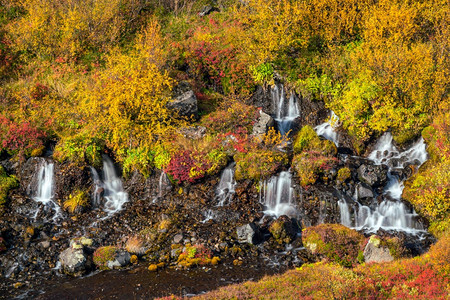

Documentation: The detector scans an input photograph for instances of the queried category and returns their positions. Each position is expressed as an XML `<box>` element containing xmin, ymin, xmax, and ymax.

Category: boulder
<box><xmin>363</xmin><ymin>235</ymin><xmax>394</xmax><ymax>263</ymax></box>
<box><xmin>252</xmin><ymin>110</ymin><xmax>274</xmax><ymax>138</ymax></box>
<box><xmin>168</xmin><ymin>81</ymin><xmax>198</xmax><ymax>120</ymax></box>
<box><xmin>236</xmin><ymin>223</ymin><xmax>262</xmax><ymax>245</ymax></box>
<box><xmin>59</xmin><ymin>246</ymin><xmax>88</xmax><ymax>277</ymax></box>
<box><xmin>357</xmin><ymin>164</ymin><xmax>388</xmax><ymax>188</ymax></box>
<box><xmin>356</xmin><ymin>182</ymin><xmax>374</xmax><ymax>200</ymax></box>
<box><xmin>269</xmin><ymin>216</ymin><xmax>300</xmax><ymax>244</ymax></box>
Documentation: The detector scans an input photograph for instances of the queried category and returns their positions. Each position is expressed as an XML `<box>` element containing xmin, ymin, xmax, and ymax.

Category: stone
<box><xmin>198</xmin><ymin>5</ymin><xmax>219</xmax><ymax>17</ymax></box>
<box><xmin>59</xmin><ymin>247</ymin><xmax>88</xmax><ymax>277</ymax></box>
<box><xmin>252</xmin><ymin>110</ymin><xmax>275</xmax><ymax>138</ymax></box>
<box><xmin>39</xmin><ymin>241</ymin><xmax>50</xmax><ymax>249</ymax></box>
<box><xmin>356</xmin><ymin>183</ymin><xmax>374</xmax><ymax>199</ymax></box>
<box><xmin>357</xmin><ymin>164</ymin><xmax>388</xmax><ymax>188</ymax></box>
<box><xmin>115</xmin><ymin>250</ymin><xmax>131</xmax><ymax>267</ymax></box>
<box><xmin>173</xmin><ymin>234</ymin><xmax>183</xmax><ymax>244</ymax></box>
<box><xmin>363</xmin><ymin>235</ymin><xmax>394</xmax><ymax>263</ymax></box>
<box><xmin>236</xmin><ymin>223</ymin><xmax>262</xmax><ymax>245</ymax></box>
<box><xmin>168</xmin><ymin>81</ymin><xmax>198</xmax><ymax>120</ymax></box>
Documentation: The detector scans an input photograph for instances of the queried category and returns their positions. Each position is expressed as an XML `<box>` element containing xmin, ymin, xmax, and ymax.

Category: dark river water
<box><xmin>13</xmin><ymin>258</ymin><xmax>286</xmax><ymax>299</ymax></box>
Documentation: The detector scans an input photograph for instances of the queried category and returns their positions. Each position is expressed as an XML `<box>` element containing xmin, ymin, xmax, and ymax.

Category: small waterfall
<box><xmin>339</xmin><ymin>132</ymin><xmax>428</xmax><ymax>233</ymax></box>
<box><xmin>338</xmin><ymin>200</ymin><xmax>352</xmax><ymax>227</ymax></box>
<box><xmin>153</xmin><ymin>171</ymin><xmax>171</xmax><ymax>202</ymax></box>
<box><xmin>216</xmin><ymin>163</ymin><xmax>236</xmax><ymax>206</ymax></box>
<box><xmin>261</xmin><ymin>171</ymin><xmax>297</xmax><ymax>218</ymax></box>
<box><xmin>90</xmin><ymin>167</ymin><xmax>103</xmax><ymax>208</ymax></box>
<box><xmin>314</xmin><ymin>111</ymin><xmax>339</xmax><ymax>146</ymax></box>
<box><xmin>272</xmin><ymin>85</ymin><xmax>300</xmax><ymax>136</ymax></box>
<box><xmin>91</xmin><ymin>156</ymin><xmax>128</xmax><ymax>217</ymax></box>
<box><xmin>33</xmin><ymin>160</ymin><xmax>62</xmax><ymax>222</ymax></box>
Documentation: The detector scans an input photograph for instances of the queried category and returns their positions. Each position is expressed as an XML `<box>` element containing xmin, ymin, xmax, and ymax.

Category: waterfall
<box><xmin>90</xmin><ymin>167</ymin><xmax>103</xmax><ymax>208</ymax></box>
<box><xmin>261</xmin><ymin>171</ymin><xmax>297</xmax><ymax>218</ymax></box>
<box><xmin>338</xmin><ymin>132</ymin><xmax>428</xmax><ymax>233</ymax></box>
<box><xmin>216</xmin><ymin>163</ymin><xmax>236</xmax><ymax>206</ymax></box>
<box><xmin>314</xmin><ymin>111</ymin><xmax>339</xmax><ymax>146</ymax></box>
<box><xmin>338</xmin><ymin>200</ymin><xmax>352</xmax><ymax>227</ymax></box>
<box><xmin>272</xmin><ymin>85</ymin><xmax>300</xmax><ymax>136</ymax></box>
<box><xmin>91</xmin><ymin>156</ymin><xmax>128</xmax><ymax>217</ymax></box>
<box><xmin>33</xmin><ymin>160</ymin><xmax>62</xmax><ymax>222</ymax></box>
<box><xmin>153</xmin><ymin>171</ymin><xmax>171</xmax><ymax>202</ymax></box>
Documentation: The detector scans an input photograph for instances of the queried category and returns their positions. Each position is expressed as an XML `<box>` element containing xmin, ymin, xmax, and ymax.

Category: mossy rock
<box><xmin>302</xmin><ymin>224</ymin><xmax>365</xmax><ymax>267</ymax></box>
<box><xmin>269</xmin><ymin>216</ymin><xmax>300</xmax><ymax>244</ymax></box>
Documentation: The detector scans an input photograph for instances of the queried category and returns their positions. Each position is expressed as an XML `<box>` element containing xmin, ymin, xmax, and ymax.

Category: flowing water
<box><xmin>216</xmin><ymin>163</ymin><xmax>236</xmax><ymax>207</ymax></box>
<box><xmin>260</xmin><ymin>171</ymin><xmax>297</xmax><ymax>218</ymax></box>
<box><xmin>33</xmin><ymin>160</ymin><xmax>62</xmax><ymax>222</ymax></box>
<box><xmin>271</xmin><ymin>85</ymin><xmax>300</xmax><ymax>136</ymax></box>
<box><xmin>339</xmin><ymin>132</ymin><xmax>428</xmax><ymax>233</ymax></box>
<box><xmin>91</xmin><ymin>156</ymin><xmax>128</xmax><ymax>217</ymax></box>
<box><xmin>314</xmin><ymin>111</ymin><xmax>339</xmax><ymax>146</ymax></box>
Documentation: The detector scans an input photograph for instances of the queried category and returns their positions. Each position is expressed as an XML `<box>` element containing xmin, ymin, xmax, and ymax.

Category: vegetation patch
<box><xmin>302</xmin><ymin>224</ymin><xmax>365</xmax><ymax>267</ymax></box>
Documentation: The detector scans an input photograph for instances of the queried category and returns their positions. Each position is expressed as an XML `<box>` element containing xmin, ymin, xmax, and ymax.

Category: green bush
<box><xmin>337</xmin><ymin>167</ymin><xmax>351</xmax><ymax>182</ymax></box>
<box><xmin>302</xmin><ymin>224</ymin><xmax>365</xmax><ymax>267</ymax></box>
<box><xmin>53</xmin><ymin>135</ymin><xmax>104</xmax><ymax>167</ymax></box>
<box><xmin>293</xmin><ymin>125</ymin><xmax>336</xmax><ymax>156</ymax></box>
<box><xmin>292</xmin><ymin>151</ymin><xmax>337</xmax><ymax>186</ymax></box>
<box><xmin>234</xmin><ymin>148</ymin><xmax>288</xmax><ymax>181</ymax></box>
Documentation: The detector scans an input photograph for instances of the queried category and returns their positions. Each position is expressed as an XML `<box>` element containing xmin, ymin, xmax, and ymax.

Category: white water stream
<box><xmin>91</xmin><ymin>156</ymin><xmax>128</xmax><ymax>217</ymax></box>
<box><xmin>272</xmin><ymin>85</ymin><xmax>300</xmax><ymax>136</ymax></box>
<box><xmin>314</xmin><ymin>111</ymin><xmax>339</xmax><ymax>146</ymax></box>
<box><xmin>260</xmin><ymin>171</ymin><xmax>297</xmax><ymax>218</ymax></box>
<box><xmin>216</xmin><ymin>163</ymin><xmax>236</xmax><ymax>207</ymax></box>
<box><xmin>33</xmin><ymin>160</ymin><xmax>62</xmax><ymax>222</ymax></box>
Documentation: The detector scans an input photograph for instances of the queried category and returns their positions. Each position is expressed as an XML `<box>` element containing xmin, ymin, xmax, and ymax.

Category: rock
<box><xmin>252</xmin><ymin>110</ymin><xmax>274</xmax><ymax>138</ymax></box>
<box><xmin>236</xmin><ymin>223</ymin><xmax>262</xmax><ymax>245</ymax></box>
<box><xmin>178</xmin><ymin>126</ymin><xmax>206</xmax><ymax>140</ymax></box>
<box><xmin>59</xmin><ymin>246</ymin><xmax>88</xmax><ymax>277</ymax></box>
<box><xmin>173</xmin><ymin>234</ymin><xmax>183</xmax><ymax>244</ymax></box>
<box><xmin>363</xmin><ymin>235</ymin><xmax>394</xmax><ymax>263</ymax></box>
<box><xmin>39</xmin><ymin>241</ymin><xmax>50</xmax><ymax>249</ymax></box>
<box><xmin>199</xmin><ymin>5</ymin><xmax>219</xmax><ymax>16</ymax></box>
<box><xmin>356</xmin><ymin>183</ymin><xmax>374</xmax><ymax>200</ymax></box>
<box><xmin>269</xmin><ymin>216</ymin><xmax>300</xmax><ymax>244</ymax></box>
<box><xmin>168</xmin><ymin>81</ymin><xmax>198</xmax><ymax>120</ymax></box>
<box><xmin>357</xmin><ymin>164</ymin><xmax>388</xmax><ymax>188</ymax></box>
<box><xmin>114</xmin><ymin>250</ymin><xmax>131</xmax><ymax>267</ymax></box>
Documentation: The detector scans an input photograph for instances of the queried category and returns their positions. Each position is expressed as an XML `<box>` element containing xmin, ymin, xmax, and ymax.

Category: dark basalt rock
<box><xmin>168</xmin><ymin>81</ymin><xmax>198</xmax><ymax>120</ymax></box>
<box><xmin>357</xmin><ymin>163</ymin><xmax>388</xmax><ymax>188</ymax></box>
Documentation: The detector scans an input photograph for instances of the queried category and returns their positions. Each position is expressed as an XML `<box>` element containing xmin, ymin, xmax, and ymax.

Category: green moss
<box><xmin>0</xmin><ymin>166</ymin><xmax>18</xmax><ymax>206</ymax></box>
<box><xmin>337</xmin><ymin>167</ymin><xmax>351</xmax><ymax>182</ymax></box>
<box><xmin>93</xmin><ymin>246</ymin><xmax>118</xmax><ymax>270</ymax></box>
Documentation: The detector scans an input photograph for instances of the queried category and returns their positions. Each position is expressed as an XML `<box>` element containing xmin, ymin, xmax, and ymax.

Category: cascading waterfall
<box><xmin>272</xmin><ymin>85</ymin><xmax>300</xmax><ymax>136</ymax></box>
<box><xmin>261</xmin><ymin>171</ymin><xmax>297</xmax><ymax>218</ymax></box>
<box><xmin>33</xmin><ymin>160</ymin><xmax>62</xmax><ymax>222</ymax></box>
<box><xmin>339</xmin><ymin>132</ymin><xmax>427</xmax><ymax>233</ymax></box>
<box><xmin>314</xmin><ymin>111</ymin><xmax>339</xmax><ymax>146</ymax></box>
<box><xmin>91</xmin><ymin>156</ymin><xmax>128</xmax><ymax>217</ymax></box>
<box><xmin>216</xmin><ymin>163</ymin><xmax>236</xmax><ymax>206</ymax></box>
